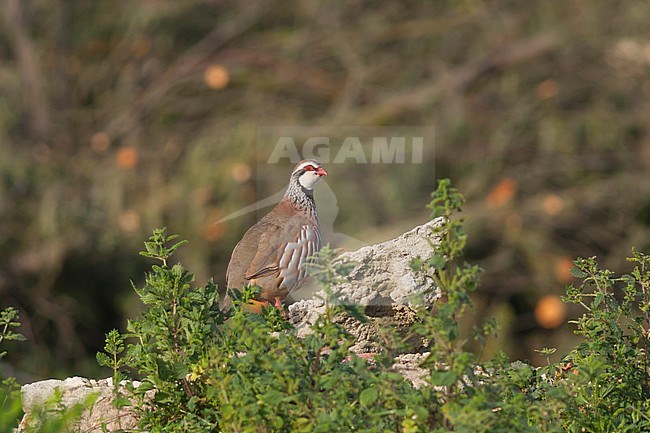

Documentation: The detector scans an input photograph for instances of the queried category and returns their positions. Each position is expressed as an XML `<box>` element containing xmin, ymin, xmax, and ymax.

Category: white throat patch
<box><xmin>298</xmin><ymin>171</ymin><xmax>322</xmax><ymax>190</ymax></box>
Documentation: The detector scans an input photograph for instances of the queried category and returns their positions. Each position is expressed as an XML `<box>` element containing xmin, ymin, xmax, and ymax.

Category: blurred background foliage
<box><xmin>1</xmin><ymin>0</ymin><xmax>650</xmax><ymax>380</ymax></box>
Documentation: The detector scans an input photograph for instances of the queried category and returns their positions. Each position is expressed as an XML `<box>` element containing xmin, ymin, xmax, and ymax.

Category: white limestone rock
<box><xmin>19</xmin><ymin>377</ymin><xmax>141</xmax><ymax>432</ymax></box>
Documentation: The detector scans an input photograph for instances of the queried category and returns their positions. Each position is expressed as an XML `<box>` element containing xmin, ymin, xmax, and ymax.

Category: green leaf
<box><xmin>172</xmin><ymin>362</ymin><xmax>189</xmax><ymax>379</ymax></box>
<box><xmin>114</xmin><ymin>396</ymin><xmax>132</xmax><ymax>409</ymax></box>
<box><xmin>410</xmin><ymin>257</ymin><xmax>423</xmax><ymax>272</ymax></box>
<box><xmin>261</xmin><ymin>389</ymin><xmax>286</xmax><ymax>405</ymax></box>
<box><xmin>428</xmin><ymin>254</ymin><xmax>446</xmax><ymax>269</ymax></box>
<box><xmin>135</xmin><ymin>380</ymin><xmax>154</xmax><ymax>393</ymax></box>
<box><xmin>569</xmin><ymin>267</ymin><xmax>588</xmax><ymax>278</ymax></box>
<box><xmin>341</xmin><ymin>304</ymin><xmax>367</xmax><ymax>323</ymax></box>
<box><xmin>360</xmin><ymin>387</ymin><xmax>378</xmax><ymax>406</ymax></box>
<box><xmin>592</xmin><ymin>292</ymin><xmax>604</xmax><ymax>309</ymax></box>
<box><xmin>430</xmin><ymin>370</ymin><xmax>458</xmax><ymax>387</ymax></box>
<box><xmin>96</xmin><ymin>352</ymin><xmax>112</xmax><ymax>367</ymax></box>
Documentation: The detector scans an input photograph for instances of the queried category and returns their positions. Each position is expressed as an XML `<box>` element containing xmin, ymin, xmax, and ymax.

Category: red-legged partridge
<box><xmin>222</xmin><ymin>159</ymin><xmax>328</xmax><ymax>310</ymax></box>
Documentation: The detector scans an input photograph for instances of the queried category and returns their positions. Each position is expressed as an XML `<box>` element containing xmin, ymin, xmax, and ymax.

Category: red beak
<box><xmin>316</xmin><ymin>167</ymin><xmax>328</xmax><ymax>176</ymax></box>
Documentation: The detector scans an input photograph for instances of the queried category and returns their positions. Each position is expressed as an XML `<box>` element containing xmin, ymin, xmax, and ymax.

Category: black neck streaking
<box><xmin>284</xmin><ymin>175</ymin><xmax>318</xmax><ymax>220</ymax></box>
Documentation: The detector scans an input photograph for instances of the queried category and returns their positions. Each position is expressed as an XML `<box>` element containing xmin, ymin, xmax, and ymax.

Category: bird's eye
<box><xmin>304</xmin><ymin>165</ymin><xmax>316</xmax><ymax>171</ymax></box>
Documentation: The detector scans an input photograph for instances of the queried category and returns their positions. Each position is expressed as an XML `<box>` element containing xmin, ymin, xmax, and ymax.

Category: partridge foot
<box><xmin>274</xmin><ymin>297</ymin><xmax>289</xmax><ymax>319</ymax></box>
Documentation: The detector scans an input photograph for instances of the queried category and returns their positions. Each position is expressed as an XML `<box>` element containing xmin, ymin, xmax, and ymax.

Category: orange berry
<box><xmin>535</xmin><ymin>79</ymin><xmax>559</xmax><ymax>99</ymax></box>
<box><xmin>542</xmin><ymin>194</ymin><xmax>564</xmax><ymax>216</ymax></box>
<box><xmin>204</xmin><ymin>65</ymin><xmax>229</xmax><ymax>90</ymax></box>
<box><xmin>231</xmin><ymin>162</ymin><xmax>252</xmax><ymax>183</ymax></box>
<box><xmin>116</xmin><ymin>146</ymin><xmax>139</xmax><ymax>169</ymax></box>
<box><xmin>535</xmin><ymin>295</ymin><xmax>566</xmax><ymax>329</ymax></box>
<box><xmin>486</xmin><ymin>178</ymin><xmax>517</xmax><ymax>208</ymax></box>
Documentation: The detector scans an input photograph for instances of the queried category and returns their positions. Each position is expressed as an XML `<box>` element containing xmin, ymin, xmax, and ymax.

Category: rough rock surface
<box><xmin>392</xmin><ymin>353</ymin><xmax>430</xmax><ymax>389</ymax></box>
<box><xmin>335</xmin><ymin>218</ymin><xmax>441</xmax><ymax>306</ymax></box>
<box><xmin>289</xmin><ymin>219</ymin><xmax>441</xmax><ymax>351</ymax></box>
<box><xmin>19</xmin><ymin>377</ymin><xmax>140</xmax><ymax>432</ymax></box>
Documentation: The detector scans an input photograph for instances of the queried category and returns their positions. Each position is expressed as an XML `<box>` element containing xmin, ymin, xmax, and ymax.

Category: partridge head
<box><xmin>222</xmin><ymin>159</ymin><xmax>328</xmax><ymax>310</ymax></box>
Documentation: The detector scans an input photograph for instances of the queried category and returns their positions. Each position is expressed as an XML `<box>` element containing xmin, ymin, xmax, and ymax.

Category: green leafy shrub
<box><xmin>410</xmin><ymin>181</ymin><xmax>650</xmax><ymax>432</ymax></box>
<box><xmin>0</xmin><ymin>307</ymin><xmax>25</xmax><ymax>433</ymax></box>
<box><xmin>100</xmin><ymin>229</ymin><xmax>432</xmax><ymax>432</ymax></box>
<box><xmin>0</xmin><ymin>379</ymin><xmax>22</xmax><ymax>433</ymax></box>
<box><xmin>96</xmin><ymin>181</ymin><xmax>650</xmax><ymax>432</ymax></box>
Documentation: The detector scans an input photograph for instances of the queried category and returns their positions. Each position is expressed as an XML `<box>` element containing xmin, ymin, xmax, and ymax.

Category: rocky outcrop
<box><xmin>289</xmin><ymin>219</ymin><xmax>441</xmax><ymax>352</ymax></box>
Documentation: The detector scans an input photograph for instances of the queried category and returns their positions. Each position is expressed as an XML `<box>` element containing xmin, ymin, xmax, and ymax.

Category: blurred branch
<box><xmin>213</xmin><ymin>48</ymin><xmax>341</xmax><ymax>97</ymax></box>
<box><xmin>2</xmin><ymin>0</ymin><xmax>51</xmax><ymax>140</ymax></box>
<box><xmin>352</xmin><ymin>33</ymin><xmax>560</xmax><ymax>124</ymax></box>
<box><xmin>105</xmin><ymin>0</ymin><xmax>274</xmax><ymax>139</ymax></box>
<box><xmin>6</xmin><ymin>234</ymin><xmax>87</xmax><ymax>362</ymax></box>
<box><xmin>30</xmin><ymin>291</ymin><xmax>86</xmax><ymax>360</ymax></box>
